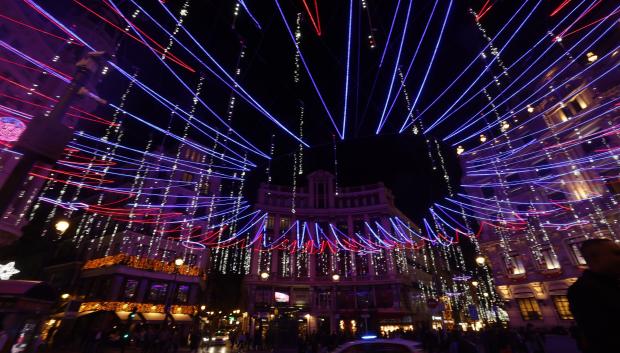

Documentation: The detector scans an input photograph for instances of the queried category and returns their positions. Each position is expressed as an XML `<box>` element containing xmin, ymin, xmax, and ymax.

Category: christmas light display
<box><xmin>0</xmin><ymin>2</ymin><xmax>617</xmax><ymax>323</ymax></box>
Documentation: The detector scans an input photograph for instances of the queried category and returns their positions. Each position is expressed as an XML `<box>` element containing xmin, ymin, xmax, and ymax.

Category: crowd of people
<box><xmin>414</xmin><ymin>324</ymin><xmax>548</xmax><ymax>353</ymax></box>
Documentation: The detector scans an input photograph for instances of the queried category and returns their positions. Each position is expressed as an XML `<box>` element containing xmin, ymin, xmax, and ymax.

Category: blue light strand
<box><xmin>378</xmin><ymin>0</ymin><xmax>402</xmax><ymax>67</ymax></box>
<box><xmin>133</xmin><ymin>1</ymin><xmax>307</xmax><ymax>149</ymax></box>
<box><xmin>375</xmin><ymin>0</ymin><xmax>414</xmax><ymax>134</ymax></box>
<box><xmin>423</xmin><ymin>0</ymin><xmax>543</xmax><ymax>134</ymax></box>
<box><xmin>451</xmin><ymin>49</ymin><xmax>620</xmax><ymax>146</ymax></box>
<box><xmin>26</xmin><ymin>0</ymin><xmax>271</xmax><ymax>158</ymax></box>
<box><xmin>426</xmin><ymin>0</ymin><xmax>588</xmax><ymax>132</ymax></box>
<box><xmin>410</xmin><ymin>0</ymin><xmax>533</xmax><ymax>124</ymax></box>
<box><xmin>399</xmin><ymin>0</ymin><xmax>453</xmax><ymax>133</ymax></box>
<box><xmin>446</xmin><ymin>11</ymin><xmax>619</xmax><ymax>142</ymax></box>
<box><xmin>381</xmin><ymin>0</ymin><xmax>440</xmax><ymax>122</ymax></box>
<box><xmin>273</xmin><ymin>0</ymin><xmax>342</xmax><ymax>139</ymax></box>
<box><xmin>107</xmin><ymin>0</ymin><xmax>304</xmax><ymax>153</ymax></box>
<box><xmin>341</xmin><ymin>0</ymin><xmax>354</xmax><ymax>139</ymax></box>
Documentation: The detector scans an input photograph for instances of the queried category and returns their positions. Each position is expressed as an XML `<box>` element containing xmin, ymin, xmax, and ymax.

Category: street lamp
<box><xmin>174</xmin><ymin>258</ymin><xmax>185</xmax><ymax>267</ymax></box>
<box><xmin>260</xmin><ymin>272</ymin><xmax>269</xmax><ymax>280</ymax></box>
<box><xmin>54</xmin><ymin>220</ymin><xmax>70</xmax><ymax>235</ymax></box>
<box><xmin>60</xmin><ymin>293</ymin><xmax>70</xmax><ymax>300</ymax></box>
<box><xmin>456</xmin><ymin>146</ymin><xmax>465</xmax><ymax>155</ymax></box>
<box><xmin>475</xmin><ymin>256</ymin><xmax>486</xmax><ymax>266</ymax></box>
<box><xmin>471</xmin><ymin>280</ymin><xmax>479</xmax><ymax>287</ymax></box>
<box><xmin>332</xmin><ymin>274</ymin><xmax>340</xmax><ymax>281</ymax></box>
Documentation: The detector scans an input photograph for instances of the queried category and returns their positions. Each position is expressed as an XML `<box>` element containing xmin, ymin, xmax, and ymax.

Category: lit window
<box><xmin>176</xmin><ymin>284</ymin><xmax>190</xmax><ymax>303</ymax></box>
<box><xmin>148</xmin><ymin>282</ymin><xmax>168</xmax><ymax>302</ymax></box>
<box><xmin>569</xmin><ymin>243</ymin><xmax>587</xmax><ymax>266</ymax></box>
<box><xmin>517</xmin><ymin>298</ymin><xmax>543</xmax><ymax>321</ymax></box>
<box><xmin>552</xmin><ymin>295</ymin><xmax>574</xmax><ymax>320</ymax></box>
<box><xmin>267</xmin><ymin>215</ymin><xmax>275</xmax><ymax>230</ymax></box>
<box><xmin>122</xmin><ymin>279</ymin><xmax>139</xmax><ymax>300</ymax></box>
<box><xmin>507</xmin><ymin>254</ymin><xmax>526</xmax><ymax>275</ymax></box>
<box><xmin>540</xmin><ymin>247</ymin><xmax>560</xmax><ymax>270</ymax></box>
<box><xmin>280</xmin><ymin>217</ymin><xmax>290</xmax><ymax>229</ymax></box>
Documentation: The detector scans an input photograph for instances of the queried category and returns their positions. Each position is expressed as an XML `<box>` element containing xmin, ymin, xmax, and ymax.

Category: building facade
<box><xmin>461</xmin><ymin>47</ymin><xmax>620</xmax><ymax>327</ymax></box>
<box><xmin>43</xmin><ymin>143</ymin><xmax>228</xmax><ymax>338</ymax></box>
<box><xmin>244</xmin><ymin>171</ymin><xmax>433</xmax><ymax>337</ymax></box>
<box><xmin>0</xmin><ymin>1</ymin><xmax>121</xmax><ymax>244</ymax></box>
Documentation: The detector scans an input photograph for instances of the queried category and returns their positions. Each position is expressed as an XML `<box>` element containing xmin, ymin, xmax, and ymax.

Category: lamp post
<box><xmin>165</xmin><ymin>258</ymin><xmax>184</xmax><ymax>318</ymax></box>
<box><xmin>0</xmin><ymin>51</ymin><xmax>106</xmax><ymax>216</ymax></box>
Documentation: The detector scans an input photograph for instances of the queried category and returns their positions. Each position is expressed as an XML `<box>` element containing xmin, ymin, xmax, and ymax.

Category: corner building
<box><xmin>461</xmin><ymin>48</ymin><xmax>620</xmax><ymax>328</ymax></box>
<box><xmin>244</xmin><ymin>171</ymin><xmax>433</xmax><ymax>336</ymax></box>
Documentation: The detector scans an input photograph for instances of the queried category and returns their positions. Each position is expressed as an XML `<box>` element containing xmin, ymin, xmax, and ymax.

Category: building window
<box><xmin>606</xmin><ymin>179</ymin><xmax>620</xmax><ymax>196</ymax></box>
<box><xmin>317</xmin><ymin>290</ymin><xmax>331</xmax><ymax>309</ymax></box>
<box><xmin>569</xmin><ymin>242</ymin><xmax>587</xmax><ymax>266</ymax></box>
<box><xmin>181</xmin><ymin>172</ymin><xmax>194</xmax><ymax>182</ymax></box>
<box><xmin>280</xmin><ymin>217</ymin><xmax>290</xmax><ymax>230</ymax></box>
<box><xmin>185</xmin><ymin>254</ymin><xmax>198</xmax><ymax>267</ymax></box>
<box><xmin>315</xmin><ymin>253</ymin><xmax>330</xmax><ymax>277</ymax></box>
<box><xmin>356</xmin><ymin>286</ymin><xmax>372</xmax><ymax>309</ymax></box>
<box><xmin>375</xmin><ymin>285</ymin><xmax>394</xmax><ymax>308</ymax></box>
<box><xmin>267</xmin><ymin>215</ymin><xmax>275</xmax><ymax>230</ymax></box>
<box><xmin>122</xmin><ymin>279</ymin><xmax>139</xmax><ymax>300</ymax></box>
<box><xmin>176</xmin><ymin>284</ymin><xmax>190</xmax><ymax>303</ymax></box>
<box><xmin>148</xmin><ymin>282</ymin><xmax>168</xmax><ymax>302</ymax></box>
<box><xmin>540</xmin><ymin>247</ymin><xmax>561</xmax><ymax>270</ymax></box>
<box><xmin>552</xmin><ymin>295</ymin><xmax>574</xmax><ymax>320</ymax></box>
<box><xmin>507</xmin><ymin>254</ymin><xmax>526</xmax><ymax>275</ymax></box>
<box><xmin>517</xmin><ymin>298</ymin><xmax>543</xmax><ymax>321</ymax></box>
<box><xmin>255</xmin><ymin>287</ymin><xmax>271</xmax><ymax>306</ymax></box>
<box><xmin>336</xmin><ymin>287</ymin><xmax>355</xmax><ymax>309</ymax></box>
<box><xmin>316</xmin><ymin>182</ymin><xmax>326</xmax><ymax>208</ymax></box>
<box><xmin>355</xmin><ymin>253</ymin><xmax>369</xmax><ymax>276</ymax></box>
<box><xmin>159</xmin><ymin>249</ymin><xmax>176</xmax><ymax>263</ymax></box>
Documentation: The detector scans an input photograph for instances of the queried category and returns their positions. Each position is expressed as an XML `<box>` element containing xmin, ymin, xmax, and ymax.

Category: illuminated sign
<box><xmin>274</xmin><ymin>291</ymin><xmax>289</xmax><ymax>303</ymax></box>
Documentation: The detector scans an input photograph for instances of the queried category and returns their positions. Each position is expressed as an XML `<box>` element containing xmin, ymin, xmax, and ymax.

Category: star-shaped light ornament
<box><xmin>0</xmin><ymin>262</ymin><xmax>20</xmax><ymax>280</ymax></box>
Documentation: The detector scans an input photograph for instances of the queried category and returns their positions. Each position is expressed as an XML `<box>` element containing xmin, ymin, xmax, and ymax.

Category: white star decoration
<box><xmin>0</xmin><ymin>262</ymin><xmax>20</xmax><ymax>280</ymax></box>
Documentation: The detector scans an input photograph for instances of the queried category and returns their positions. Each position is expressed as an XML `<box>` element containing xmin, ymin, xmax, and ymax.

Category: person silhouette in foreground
<box><xmin>568</xmin><ymin>238</ymin><xmax>620</xmax><ymax>353</ymax></box>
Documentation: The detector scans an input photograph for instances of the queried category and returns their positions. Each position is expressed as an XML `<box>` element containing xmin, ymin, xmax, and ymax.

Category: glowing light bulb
<box><xmin>586</xmin><ymin>52</ymin><xmax>598</xmax><ymax>62</ymax></box>
<box><xmin>54</xmin><ymin>220</ymin><xmax>70</xmax><ymax>235</ymax></box>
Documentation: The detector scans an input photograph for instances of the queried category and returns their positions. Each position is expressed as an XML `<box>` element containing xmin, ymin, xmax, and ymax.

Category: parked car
<box><xmin>331</xmin><ymin>338</ymin><xmax>423</xmax><ymax>353</ymax></box>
